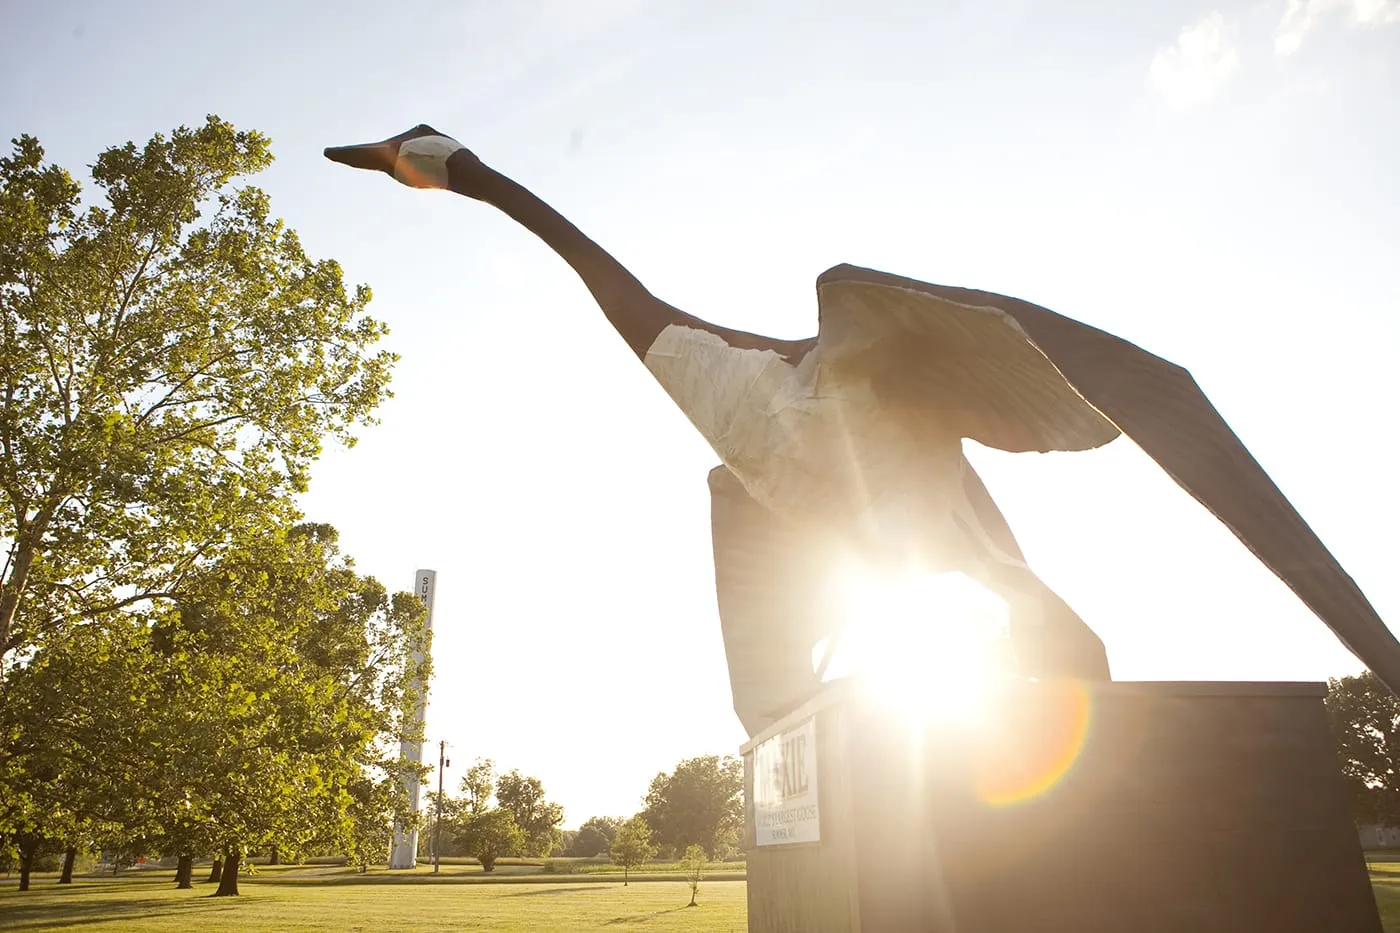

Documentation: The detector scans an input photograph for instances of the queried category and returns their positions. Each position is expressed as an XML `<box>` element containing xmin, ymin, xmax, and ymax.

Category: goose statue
<box><xmin>327</xmin><ymin>125</ymin><xmax>1400</xmax><ymax>735</ymax></box>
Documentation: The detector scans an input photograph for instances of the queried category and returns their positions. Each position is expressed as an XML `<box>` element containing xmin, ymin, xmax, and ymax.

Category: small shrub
<box><xmin>681</xmin><ymin>845</ymin><xmax>706</xmax><ymax>907</ymax></box>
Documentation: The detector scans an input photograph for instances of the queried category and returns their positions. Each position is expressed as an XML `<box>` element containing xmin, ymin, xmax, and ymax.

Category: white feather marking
<box><xmin>394</xmin><ymin>136</ymin><xmax>464</xmax><ymax>189</ymax></box>
<box><xmin>643</xmin><ymin>324</ymin><xmax>965</xmax><ymax>539</ymax></box>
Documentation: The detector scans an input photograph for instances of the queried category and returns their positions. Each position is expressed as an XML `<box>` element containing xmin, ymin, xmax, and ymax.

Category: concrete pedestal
<box><xmin>741</xmin><ymin>680</ymin><xmax>1380</xmax><ymax>933</ymax></box>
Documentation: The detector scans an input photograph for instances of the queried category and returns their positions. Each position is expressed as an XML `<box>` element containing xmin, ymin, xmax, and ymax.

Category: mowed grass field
<box><xmin>1367</xmin><ymin>854</ymin><xmax>1400</xmax><ymax>932</ymax></box>
<box><xmin>7</xmin><ymin>858</ymin><xmax>1400</xmax><ymax>932</ymax></box>
<box><xmin>0</xmin><ymin>865</ymin><xmax>747</xmax><ymax>933</ymax></box>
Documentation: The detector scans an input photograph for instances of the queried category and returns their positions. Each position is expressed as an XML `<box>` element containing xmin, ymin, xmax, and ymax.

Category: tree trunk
<box><xmin>58</xmin><ymin>846</ymin><xmax>77</xmax><ymax>884</ymax></box>
<box><xmin>174</xmin><ymin>854</ymin><xmax>193</xmax><ymax>888</ymax></box>
<box><xmin>17</xmin><ymin>836</ymin><xmax>38</xmax><ymax>892</ymax></box>
<box><xmin>206</xmin><ymin>855</ymin><xmax>223</xmax><ymax>884</ymax></box>
<box><xmin>623</xmin><ymin>866</ymin><xmax>628</xmax><ymax>886</ymax></box>
<box><xmin>268</xmin><ymin>845</ymin><xmax>279</xmax><ymax>866</ymax></box>
<box><xmin>212</xmin><ymin>849</ymin><xmax>240</xmax><ymax>897</ymax></box>
<box><xmin>0</xmin><ymin>504</ymin><xmax>58</xmax><ymax>653</ymax></box>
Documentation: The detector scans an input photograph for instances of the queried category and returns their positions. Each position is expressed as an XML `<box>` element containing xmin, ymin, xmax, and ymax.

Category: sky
<box><xmin>2</xmin><ymin>0</ymin><xmax>1398</xmax><ymax>827</ymax></box>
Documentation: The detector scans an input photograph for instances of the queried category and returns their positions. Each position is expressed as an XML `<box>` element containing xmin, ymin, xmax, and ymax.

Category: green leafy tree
<box><xmin>0</xmin><ymin>526</ymin><xmax>429</xmax><ymax>896</ymax></box>
<box><xmin>1326</xmin><ymin>672</ymin><xmax>1400</xmax><ymax>827</ymax></box>
<box><xmin>0</xmin><ymin>117</ymin><xmax>394</xmax><ymax>665</ymax></box>
<box><xmin>343</xmin><ymin>772</ymin><xmax>402</xmax><ymax>873</ymax></box>
<box><xmin>460</xmin><ymin>759</ymin><xmax>495</xmax><ymax>816</ymax></box>
<box><xmin>641</xmin><ymin>755</ymin><xmax>742</xmax><ymax>859</ymax></box>
<box><xmin>0</xmin><ymin>618</ymin><xmax>163</xmax><ymax>888</ymax></box>
<box><xmin>495</xmin><ymin>769</ymin><xmax>564</xmax><ymax>857</ymax></box>
<box><xmin>133</xmin><ymin>522</ymin><xmax>426</xmax><ymax>896</ymax></box>
<box><xmin>609</xmin><ymin>814</ymin><xmax>657</xmax><ymax>886</ymax></box>
<box><xmin>567</xmin><ymin>815</ymin><xmax>621</xmax><ymax>857</ymax></box>
<box><xmin>420</xmin><ymin>759</ymin><xmax>496</xmax><ymax>861</ymax></box>
<box><xmin>680</xmin><ymin>844</ymin><xmax>707</xmax><ymax>907</ymax></box>
<box><xmin>422</xmin><ymin>788</ymin><xmax>469</xmax><ymax>858</ymax></box>
<box><xmin>455</xmin><ymin>808</ymin><xmax>525</xmax><ymax>872</ymax></box>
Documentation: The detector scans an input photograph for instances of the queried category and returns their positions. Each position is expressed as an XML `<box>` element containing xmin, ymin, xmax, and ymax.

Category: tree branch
<box><xmin>111</xmin><ymin>231</ymin><xmax>162</xmax><ymax>345</ymax></box>
<box><xmin>147</xmin><ymin>412</ymin><xmax>249</xmax><ymax>447</ymax></box>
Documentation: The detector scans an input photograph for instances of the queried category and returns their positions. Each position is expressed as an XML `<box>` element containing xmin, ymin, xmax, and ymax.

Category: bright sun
<box><xmin>815</xmin><ymin>564</ymin><xmax>1014</xmax><ymax>727</ymax></box>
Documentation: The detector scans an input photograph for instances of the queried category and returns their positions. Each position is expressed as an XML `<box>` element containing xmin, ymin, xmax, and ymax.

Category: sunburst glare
<box><xmin>817</xmin><ymin>564</ymin><xmax>1015</xmax><ymax>727</ymax></box>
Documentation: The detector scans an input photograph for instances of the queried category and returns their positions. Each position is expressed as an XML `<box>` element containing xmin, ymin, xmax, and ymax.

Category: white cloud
<box><xmin>1275</xmin><ymin>0</ymin><xmax>1400</xmax><ymax>56</ymax></box>
<box><xmin>1149</xmin><ymin>13</ymin><xmax>1241</xmax><ymax>111</ymax></box>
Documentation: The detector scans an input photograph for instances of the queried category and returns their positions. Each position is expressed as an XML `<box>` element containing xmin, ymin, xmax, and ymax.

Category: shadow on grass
<box><xmin>501</xmin><ymin>885</ymin><xmax>611</xmax><ymax>897</ymax></box>
<box><xmin>245</xmin><ymin>873</ymin><xmax>611</xmax><ymax>887</ymax></box>
<box><xmin>0</xmin><ymin>878</ymin><xmax>190</xmax><ymax>898</ymax></box>
<box><xmin>242</xmin><ymin>871</ymin><xmax>744</xmax><ymax>888</ymax></box>
<box><xmin>602</xmin><ymin>906</ymin><xmax>690</xmax><ymax>926</ymax></box>
<box><xmin>0</xmin><ymin>896</ymin><xmax>240</xmax><ymax>931</ymax></box>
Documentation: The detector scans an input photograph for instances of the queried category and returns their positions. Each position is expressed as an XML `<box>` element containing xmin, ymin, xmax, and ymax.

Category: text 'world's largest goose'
<box><xmin>327</xmin><ymin>124</ymin><xmax>1399</xmax><ymax>735</ymax></box>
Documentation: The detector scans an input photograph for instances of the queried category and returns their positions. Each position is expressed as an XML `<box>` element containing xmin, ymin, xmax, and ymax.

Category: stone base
<box><xmin>742</xmin><ymin>680</ymin><xmax>1381</xmax><ymax>933</ymax></box>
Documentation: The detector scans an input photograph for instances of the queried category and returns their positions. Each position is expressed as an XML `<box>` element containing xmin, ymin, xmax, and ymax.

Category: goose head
<box><xmin>324</xmin><ymin>124</ymin><xmax>482</xmax><ymax>193</ymax></box>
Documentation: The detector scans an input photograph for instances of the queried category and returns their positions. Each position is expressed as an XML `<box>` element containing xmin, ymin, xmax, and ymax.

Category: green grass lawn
<box><xmin>1367</xmin><ymin>855</ymin><xmax>1400</xmax><ymax>932</ymax></box>
<box><xmin>0</xmin><ymin>866</ymin><xmax>747</xmax><ymax>932</ymax></box>
<box><xmin>6</xmin><ymin>860</ymin><xmax>1400</xmax><ymax>932</ymax></box>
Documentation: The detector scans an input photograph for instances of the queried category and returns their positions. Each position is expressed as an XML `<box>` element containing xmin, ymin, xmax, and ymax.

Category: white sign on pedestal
<box><xmin>753</xmin><ymin>717</ymin><xmax>820</xmax><ymax>846</ymax></box>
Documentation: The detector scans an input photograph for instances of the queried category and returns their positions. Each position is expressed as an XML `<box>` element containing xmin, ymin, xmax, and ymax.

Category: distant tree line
<box><xmin>423</xmin><ymin>758</ymin><xmax>564</xmax><ymax>871</ymax></box>
<box><xmin>424</xmin><ymin>754</ymin><xmax>742</xmax><ymax>877</ymax></box>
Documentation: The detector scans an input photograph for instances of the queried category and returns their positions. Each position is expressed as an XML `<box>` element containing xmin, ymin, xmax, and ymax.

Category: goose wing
<box><xmin>814</xmin><ymin>263</ymin><xmax>1400</xmax><ymax>693</ymax></box>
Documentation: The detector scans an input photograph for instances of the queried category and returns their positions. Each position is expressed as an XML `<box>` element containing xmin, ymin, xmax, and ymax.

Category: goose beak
<box><xmin>323</xmin><ymin>139</ymin><xmax>397</xmax><ymax>174</ymax></box>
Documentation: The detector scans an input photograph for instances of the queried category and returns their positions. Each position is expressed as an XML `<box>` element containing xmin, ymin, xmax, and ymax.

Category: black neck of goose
<box><xmin>449</xmin><ymin>154</ymin><xmax>678</xmax><ymax>359</ymax></box>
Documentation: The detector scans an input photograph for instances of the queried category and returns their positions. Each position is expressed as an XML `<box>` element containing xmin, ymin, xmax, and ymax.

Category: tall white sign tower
<box><xmin>388</xmin><ymin>568</ymin><xmax>436</xmax><ymax>869</ymax></box>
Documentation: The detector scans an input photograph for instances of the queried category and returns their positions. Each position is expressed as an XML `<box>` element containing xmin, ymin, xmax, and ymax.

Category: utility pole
<box><xmin>434</xmin><ymin>741</ymin><xmax>449</xmax><ymax>874</ymax></box>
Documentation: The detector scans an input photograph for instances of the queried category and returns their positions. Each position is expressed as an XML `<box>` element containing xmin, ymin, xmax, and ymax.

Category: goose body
<box><xmin>643</xmin><ymin>324</ymin><xmax>921</xmax><ymax>533</ymax></box>
<box><xmin>327</xmin><ymin>125</ymin><xmax>1400</xmax><ymax>734</ymax></box>
<box><xmin>646</xmin><ymin>321</ymin><xmax>1007</xmax><ymax>573</ymax></box>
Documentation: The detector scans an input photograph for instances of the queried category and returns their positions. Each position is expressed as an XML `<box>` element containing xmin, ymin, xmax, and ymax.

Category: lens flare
<box><xmin>973</xmin><ymin>680</ymin><xmax>1093</xmax><ymax>806</ymax></box>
